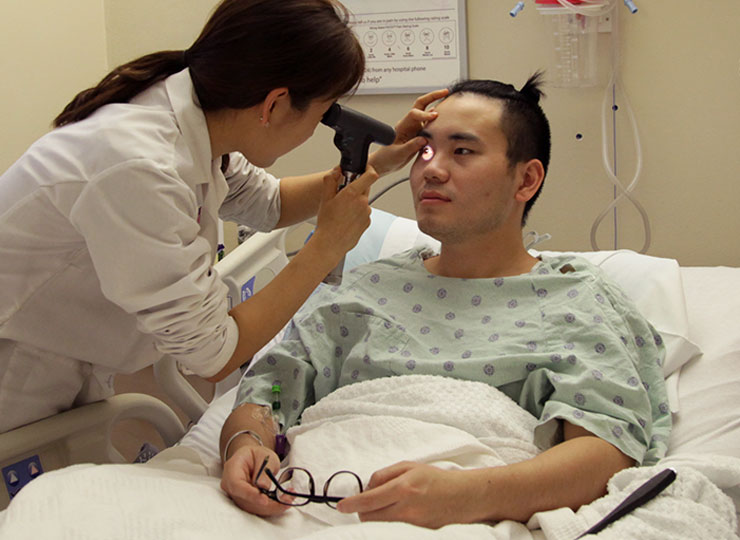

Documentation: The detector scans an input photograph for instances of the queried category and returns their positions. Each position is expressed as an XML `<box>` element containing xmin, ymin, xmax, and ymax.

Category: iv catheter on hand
<box><xmin>271</xmin><ymin>384</ymin><xmax>287</xmax><ymax>459</ymax></box>
<box><xmin>319</xmin><ymin>103</ymin><xmax>396</xmax><ymax>285</ymax></box>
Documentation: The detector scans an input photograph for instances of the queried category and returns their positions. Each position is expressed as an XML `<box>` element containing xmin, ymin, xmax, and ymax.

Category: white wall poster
<box><xmin>343</xmin><ymin>0</ymin><xmax>468</xmax><ymax>94</ymax></box>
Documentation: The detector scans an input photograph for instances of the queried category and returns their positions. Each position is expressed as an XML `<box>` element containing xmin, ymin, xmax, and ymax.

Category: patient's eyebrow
<box><xmin>417</xmin><ymin>128</ymin><xmax>481</xmax><ymax>144</ymax></box>
<box><xmin>449</xmin><ymin>132</ymin><xmax>481</xmax><ymax>143</ymax></box>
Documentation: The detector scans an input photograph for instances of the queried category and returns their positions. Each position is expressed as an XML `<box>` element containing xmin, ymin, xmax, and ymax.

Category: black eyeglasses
<box><xmin>254</xmin><ymin>456</ymin><xmax>363</xmax><ymax>509</ymax></box>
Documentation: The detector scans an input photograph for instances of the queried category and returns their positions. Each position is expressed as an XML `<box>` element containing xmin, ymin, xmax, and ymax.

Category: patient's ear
<box><xmin>514</xmin><ymin>159</ymin><xmax>545</xmax><ymax>203</ymax></box>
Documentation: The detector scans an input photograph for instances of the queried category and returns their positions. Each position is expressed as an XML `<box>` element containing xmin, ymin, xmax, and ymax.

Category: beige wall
<box><xmin>0</xmin><ymin>0</ymin><xmax>108</xmax><ymax>172</ymax></box>
<box><xmin>103</xmin><ymin>0</ymin><xmax>216</xmax><ymax>66</ymax></box>
<box><xmin>3</xmin><ymin>0</ymin><xmax>738</xmax><ymax>266</ymax></box>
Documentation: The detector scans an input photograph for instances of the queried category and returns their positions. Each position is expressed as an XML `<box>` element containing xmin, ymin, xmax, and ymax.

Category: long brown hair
<box><xmin>54</xmin><ymin>0</ymin><xmax>364</xmax><ymax>127</ymax></box>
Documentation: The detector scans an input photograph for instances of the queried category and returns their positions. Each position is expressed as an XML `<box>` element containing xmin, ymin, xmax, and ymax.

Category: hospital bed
<box><xmin>1</xmin><ymin>209</ymin><xmax>739</xmax><ymax>539</ymax></box>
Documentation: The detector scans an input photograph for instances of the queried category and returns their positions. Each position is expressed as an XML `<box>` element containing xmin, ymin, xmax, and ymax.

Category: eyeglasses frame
<box><xmin>254</xmin><ymin>455</ymin><xmax>363</xmax><ymax>508</ymax></box>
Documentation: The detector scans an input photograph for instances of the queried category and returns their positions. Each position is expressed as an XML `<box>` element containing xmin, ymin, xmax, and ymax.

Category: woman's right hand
<box><xmin>310</xmin><ymin>165</ymin><xmax>378</xmax><ymax>263</ymax></box>
<box><xmin>221</xmin><ymin>445</ymin><xmax>287</xmax><ymax>517</ymax></box>
<box><xmin>368</xmin><ymin>88</ymin><xmax>449</xmax><ymax>176</ymax></box>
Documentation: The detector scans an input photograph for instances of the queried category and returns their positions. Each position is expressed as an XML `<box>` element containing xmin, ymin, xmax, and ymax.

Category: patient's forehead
<box><xmin>437</xmin><ymin>93</ymin><xmax>503</xmax><ymax>119</ymax></box>
<box><xmin>425</xmin><ymin>93</ymin><xmax>506</xmax><ymax>144</ymax></box>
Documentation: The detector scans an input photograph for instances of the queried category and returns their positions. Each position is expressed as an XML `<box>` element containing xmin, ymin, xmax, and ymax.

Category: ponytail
<box><xmin>53</xmin><ymin>50</ymin><xmax>187</xmax><ymax>127</ymax></box>
<box><xmin>518</xmin><ymin>71</ymin><xmax>546</xmax><ymax>105</ymax></box>
<box><xmin>53</xmin><ymin>0</ymin><xmax>365</xmax><ymax>128</ymax></box>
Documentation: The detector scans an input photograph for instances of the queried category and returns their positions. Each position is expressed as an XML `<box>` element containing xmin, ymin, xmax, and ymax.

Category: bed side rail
<box><xmin>0</xmin><ymin>393</ymin><xmax>184</xmax><ymax>510</ymax></box>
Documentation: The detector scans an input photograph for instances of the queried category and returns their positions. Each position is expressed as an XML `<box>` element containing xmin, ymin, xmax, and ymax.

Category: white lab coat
<box><xmin>0</xmin><ymin>69</ymin><xmax>282</xmax><ymax>431</ymax></box>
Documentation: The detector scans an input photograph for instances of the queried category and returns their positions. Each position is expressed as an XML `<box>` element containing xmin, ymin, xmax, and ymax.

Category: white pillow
<box><xmin>343</xmin><ymin>209</ymin><xmax>401</xmax><ymax>271</ymax></box>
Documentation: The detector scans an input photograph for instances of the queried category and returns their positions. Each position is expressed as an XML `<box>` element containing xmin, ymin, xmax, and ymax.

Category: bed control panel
<box><xmin>3</xmin><ymin>455</ymin><xmax>44</xmax><ymax>501</ymax></box>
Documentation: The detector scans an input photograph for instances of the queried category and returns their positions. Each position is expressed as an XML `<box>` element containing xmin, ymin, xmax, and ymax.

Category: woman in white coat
<box><xmin>0</xmin><ymin>0</ymin><xmax>440</xmax><ymax>432</ymax></box>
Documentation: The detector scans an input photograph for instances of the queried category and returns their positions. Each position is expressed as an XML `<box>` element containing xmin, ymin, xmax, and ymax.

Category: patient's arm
<box><xmin>219</xmin><ymin>403</ymin><xmax>287</xmax><ymax>517</ymax></box>
<box><xmin>337</xmin><ymin>422</ymin><xmax>635</xmax><ymax>529</ymax></box>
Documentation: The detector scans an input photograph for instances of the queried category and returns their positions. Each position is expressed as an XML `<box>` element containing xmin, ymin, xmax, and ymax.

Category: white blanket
<box><xmin>1</xmin><ymin>376</ymin><xmax>738</xmax><ymax>539</ymax></box>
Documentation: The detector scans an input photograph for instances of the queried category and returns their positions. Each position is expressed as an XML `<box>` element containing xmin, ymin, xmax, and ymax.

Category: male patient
<box><xmin>218</xmin><ymin>73</ymin><xmax>671</xmax><ymax>528</ymax></box>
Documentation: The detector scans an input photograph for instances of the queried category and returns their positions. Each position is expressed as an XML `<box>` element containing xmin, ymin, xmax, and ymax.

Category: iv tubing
<box><xmin>591</xmin><ymin>6</ymin><xmax>651</xmax><ymax>252</ymax></box>
<box><xmin>553</xmin><ymin>0</ymin><xmax>616</xmax><ymax>17</ymax></box>
<box><xmin>553</xmin><ymin>0</ymin><xmax>651</xmax><ymax>252</ymax></box>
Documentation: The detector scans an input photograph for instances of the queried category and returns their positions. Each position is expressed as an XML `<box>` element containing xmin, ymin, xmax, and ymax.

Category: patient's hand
<box><xmin>221</xmin><ymin>446</ymin><xmax>288</xmax><ymax>517</ymax></box>
<box><xmin>336</xmin><ymin>461</ymin><xmax>478</xmax><ymax>529</ymax></box>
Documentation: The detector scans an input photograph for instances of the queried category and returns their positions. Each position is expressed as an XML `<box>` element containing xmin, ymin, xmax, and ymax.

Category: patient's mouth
<box><xmin>420</xmin><ymin>190</ymin><xmax>451</xmax><ymax>204</ymax></box>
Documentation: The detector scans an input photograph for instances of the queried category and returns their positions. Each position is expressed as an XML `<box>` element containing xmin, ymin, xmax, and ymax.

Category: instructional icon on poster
<box><xmin>344</xmin><ymin>0</ymin><xmax>468</xmax><ymax>94</ymax></box>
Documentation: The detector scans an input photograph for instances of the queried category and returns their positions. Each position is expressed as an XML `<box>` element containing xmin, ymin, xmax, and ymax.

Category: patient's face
<box><xmin>409</xmin><ymin>93</ymin><xmax>519</xmax><ymax>243</ymax></box>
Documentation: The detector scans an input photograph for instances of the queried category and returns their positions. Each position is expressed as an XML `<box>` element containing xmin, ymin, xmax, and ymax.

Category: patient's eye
<box><xmin>420</xmin><ymin>145</ymin><xmax>434</xmax><ymax>161</ymax></box>
<box><xmin>454</xmin><ymin>147</ymin><xmax>473</xmax><ymax>155</ymax></box>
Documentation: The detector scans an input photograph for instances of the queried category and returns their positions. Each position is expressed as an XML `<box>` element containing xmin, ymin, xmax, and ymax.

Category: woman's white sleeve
<box><xmin>219</xmin><ymin>152</ymin><xmax>281</xmax><ymax>232</ymax></box>
<box><xmin>70</xmin><ymin>161</ymin><xmax>237</xmax><ymax>378</ymax></box>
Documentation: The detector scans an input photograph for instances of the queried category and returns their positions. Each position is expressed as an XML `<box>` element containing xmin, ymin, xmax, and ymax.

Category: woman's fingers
<box><xmin>413</xmin><ymin>88</ymin><xmax>450</xmax><ymax>110</ymax></box>
<box><xmin>393</xmin><ymin>88</ymin><xmax>448</xmax><ymax>143</ymax></box>
<box><xmin>345</xmin><ymin>165</ymin><xmax>379</xmax><ymax>197</ymax></box>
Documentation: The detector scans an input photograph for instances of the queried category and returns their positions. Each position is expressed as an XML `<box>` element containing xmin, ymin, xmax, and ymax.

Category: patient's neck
<box><xmin>423</xmin><ymin>236</ymin><xmax>539</xmax><ymax>279</ymax></box>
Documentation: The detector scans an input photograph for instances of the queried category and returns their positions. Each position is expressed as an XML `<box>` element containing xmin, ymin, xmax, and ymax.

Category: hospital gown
<box><xmin>235</xmin><ymin>248</ymin><xmax>671</xmax><ymax>466</ymax></box>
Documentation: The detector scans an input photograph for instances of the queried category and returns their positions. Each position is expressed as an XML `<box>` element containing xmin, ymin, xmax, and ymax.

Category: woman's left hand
<box><xmin>336</xmin><ymin>461</ymin><xmax>478</xmax><ymax>529</ymax></box>
<box><xmin>368</xmin><ymin>88</ymin><xmax>450</xmax><ymax>177</ymax></box>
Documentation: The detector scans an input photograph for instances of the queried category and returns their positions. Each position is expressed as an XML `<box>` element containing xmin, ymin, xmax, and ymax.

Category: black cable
<box><xmin>369</xmin><ymin>176</ymin><xmax>409</xmax><ymax>205</ymax></box>
<box><xmin>286</xmin><ymin>176</ymin><xmax>411</xmax><ymax>257</ymax></box>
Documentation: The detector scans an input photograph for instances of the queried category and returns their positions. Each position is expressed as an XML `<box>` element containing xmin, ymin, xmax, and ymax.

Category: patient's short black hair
<box><xmin>448</xmin><ymin>72</ymin><xmax>551</xmax><ymax>225</ymax></box>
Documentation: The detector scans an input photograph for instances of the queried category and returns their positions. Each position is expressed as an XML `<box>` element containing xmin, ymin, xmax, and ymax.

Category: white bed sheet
<box><xmin>668</xmin><ymin>267</ymin><xmax>740</xmax><ymax>459</ymax></box>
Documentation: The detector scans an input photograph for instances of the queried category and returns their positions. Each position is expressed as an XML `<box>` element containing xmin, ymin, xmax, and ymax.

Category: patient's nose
<box><xmin>423</xmin><ymin>156</ymin><xmax>449</xmax><ymax>183</ymax></box>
